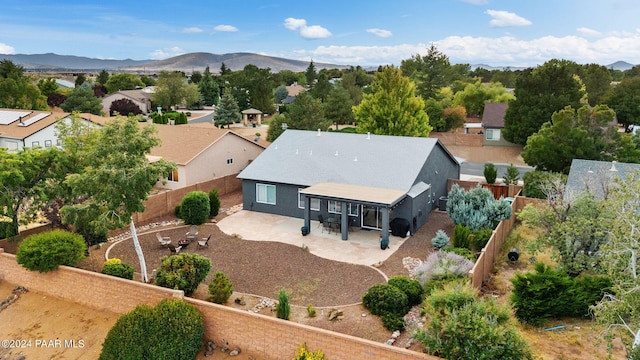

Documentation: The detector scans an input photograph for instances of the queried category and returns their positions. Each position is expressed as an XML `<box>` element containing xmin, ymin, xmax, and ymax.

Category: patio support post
<box><xmin>303</xmin><ymin>195</ymin><xmax>311</xmax><ymax>232</ymax></box>
<box><xmin>340</xmin><ymin>201</ymin><xmax>348</xmax><ymax>241</ymax></box>
<box><xmin>381</xmin><ymin>207</ymin><xmax>390</xmax><ymax>243</ymax></box>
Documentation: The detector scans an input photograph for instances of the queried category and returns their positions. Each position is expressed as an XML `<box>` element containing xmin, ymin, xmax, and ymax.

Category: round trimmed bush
<box><xmin>17</xmin><ymin>230</ymin><xmax>86</xmax><ymax>272</ymax></box>
<box><xmin>208</xmin><ymin>188</ymin><xmax>220</xmax><ymax>217</ymax></box>
<box><xmin>101</xmin><ymin>258</ymin><xmax>134</xmax><ymax>280</ymax></box>
<box><xmin>362</xmin><ymin>283</ymin><xmax>409</xmax><ymax>316</ymax></box>
<box><xmin>388</xmin><ymin>275</ymin><xmax>423</xmax><ymax>306</ymax></box>
<box><xmin>179</xmin><ymin>191</ymin><xmax>210</xmax><ymax>225</ymax></box>
<box><xmin>99</xmin><ymin>298</ymin><xmax>204</xmax><ymax>360</ymax></box>
<box><xmin>207</xmin><ymin>271</ymin><xmax>233</xmax><ymax>304</ymax></box>
<box><xmin>155</xmin><ymin>253</ymin><xmax>211</xmax><ymax>295</ymax></box>
<box><xmin>381</xmin><ymin>312</ymin><xmax>406</xmax><ymax>331</ymax></box>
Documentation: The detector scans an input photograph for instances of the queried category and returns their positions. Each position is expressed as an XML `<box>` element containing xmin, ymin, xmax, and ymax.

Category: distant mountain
<box><xmin>122</xmin><ymin>52</ymin><xmax>347</xmax><ymax>73</ymax></box>
<box><xmin>0</xmin><ymin>53</ymin><xmax>150</xmax><ymax>70</ymax></box>
<box><xmin>606</xmin><ymin>60</ymin><xmax>635</xmax><ymax>71</ymax></box>
<box><xmin>470</xmin><ymin>64</ymin><xmax>528</xmax><ymax>71</ymax></box>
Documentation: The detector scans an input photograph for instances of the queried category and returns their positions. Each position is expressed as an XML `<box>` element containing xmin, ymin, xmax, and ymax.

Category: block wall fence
<box><xmin>0</xmin><ymin>248</ymin><xmax>439</xmax><ymax>360</ymax></box>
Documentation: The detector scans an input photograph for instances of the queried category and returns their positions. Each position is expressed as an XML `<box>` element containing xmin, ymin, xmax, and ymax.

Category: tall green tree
<box><xmin>502</xmin><ymin>59</ymin><xmax>584</xmax><ymax>145</ymax></box>
<box><xmin>311</xmin><ymin>71</ymin><xmax>332</xmax><ymax>102</ymax></box>
<box><xmin>305</xmin><ymin>60</ymin><xmax>316</xmax><ymax>86</ymax></box>
<box><xmin>37</xmin><ymin>78</ymin><xmax>59</xmax><ymax>97</ymax></box>
<box><xmin>96</xmin><ymin>69</ymin><xmax>110</xmax><ymax>85</ymax></box>
<box><xmin>104</xmin><ymin>73</ymin><xmax>145</xmax><ymax>94</ymax></box>
<box><xmin>75</xmin><ymin>73</ymin><xmax>87</xmax><ymax>87</ymax></box>
<box><xmin>452</xmin><ymin>81</ymin><xmax>514</xmax><ymax>117</ymax></box>
<box><xmin>239</xmin><ymin>64</ymin><xmax>275</xmax><ymax>114</ymax></box>
<box><xmin>214</xmin><ymin>90</ymin><xmax>241</xmax><ymax>128</ymax></box>
<box><xmin>152</xmin><ymin>71</ymin><xmax>200</xmax><ymax>110</ymax></box>
<box><xmin>60</xmin><ymin>86</ymin><xmax>103</xmax><ymax>115</ymax></box>
<box><xmin>603</xmin><ymin>77</ymin><xmax>640</xmax><ymax>127</ymax></box>
<box><xmin>323</xmin><ymin>85</ymin><xmax>354</xmax><ymax>130</ymax></box>
<box><xmin>0</xmin><ymin>60</ymin><xmax>46</xmax><ymax>110</ymax></box>
<box><xmin>283</xmin><ymin>91</ymin><xmax>329</xmax><ymax>131</ymax></box>
<box><xmin>198</xmin><ymin>66</ymin><xmax>220</xmax><ymax>106</ymax></box>
<box><xmin>401</xmin><ymin>44</ymin><xmax>452</xmax><ymax>100</ymax></box>
<box><xmin>61</xmin><ymin>116</ymin><xmax>175</xmax><ymax>283</ymax></box>
<box><xmin>580</xmin><ymin>63</ymin><xmax>612</xmax><ymax>106</ymax></box>
<box><xmin>353</xmin><ymin>66</ymin><xmax>432</xmax><ymax>137</ymax></box>
<box><xmin>274</xmin><ymin>85</ymin><xmax>289</xmax><ymax>104</ymax></box>
<box><xmin>189</xmin><ymin>70</ymin><xmax>202</xmax><ymax>84</ymax></box>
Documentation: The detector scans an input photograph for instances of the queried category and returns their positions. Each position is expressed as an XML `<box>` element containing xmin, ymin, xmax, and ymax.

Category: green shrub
<box><xmin>469</xmin><ymin>227</ymin><xmax>493</xmax><ymax>251</ymax></box>
<box><xmin>174</xmin><ymin>204</ymin><xmax>182</xmax><ymax>218</ymax></box>
<box><xmin>155</xmin><ymin>253</ymin><xmax>211</xmax><ymax>296</ymax></box>
<box><xmin>484</xmin><ymin>163</ymin><xmax>498</xmax><ymax>184</ymax></box>
<box><xmin>306</xmin><ymin>304</ymin><xmax>317</xmax><ymax>317</ymax></box>
<box><xmin>179</xmin><ymin>191</ymin><xmax>210</xmax><ymax>225</ymax></box>
<box><xmin>293</xmin><ymin>343</ymin><xmax>326</xmax><ymax>360</ymax></box>
<box><xmin>440</xmin><ymin>246</ymin><xmax>476</xmax><ymax>261</ymax></box>
<box><xmin>362</xmin><ymin>283</ymin><xmax>409</xmax><ymax>316</ymax></box>
<box><xmin>16</xmin><ymin>230</ymin><xmax>86</xmax><ymax>272</ymax></box>
<box><xmin>510</xmin><ymin>262</ymin><xmax>612</xmax><ymax>325</ymax></box>
<box><xmin>503</xmin><ymin>163</ymin><xmax>520</xmax><ymax>185</ymax></box>
<box><xmin>452</xmin><ymin>224</ymin><xmax>470</xmax><ymax>249</ymax></box>
<box><xmin>276</xmin><ymin>289</ymin><xmax>291</xmax><ymax>320</ymax></box>
<box><xmin>101</xmin><ymin>258</ymin><xmax>134</xmax><ymax>280</ymax></box>
<box><xmin>0</xmin><ymin>221</ymin><xmax>17</xmax><ymax>239</ymax></box>
<box><xmin>416</xmin><ymin>281</ymin><xmax>532</xmax><ymax>360</ymax></box>
<box><xmin>207</xmin><ymin>271</ymin><xmax>233</xmax><ymax>304</ymax></box>
<box><xmin>208</xmin><ymin>188</ymin><xmax>221</xmax><ymax>217</ymax></box>
<box><xmin>522</xmin><ymin>170</ymin><xmax>567</xmax><ymax>199</ymax></box>
<box><xmin>381</xmin><ymin>312</ymin><xmax>406</xmax><ymax>331</ymax></box>
<box><xmin>388</xmin><ymin>275</ymin><xmax>423</xmax><ymax>306</ymax></box>
<box><xmin>447</xmin><ymin>184</ymin><xmax>511</xmax><ymax>230</ymax></box>
<box><xmin>430</xmin><ymin>229</ymin><xmax>450</xmax><ymax>250</ymax></box>
<box><xmin>99</xmin><ymin>298</ymin><xmax>204</xmax><ymax>360</ymax></box>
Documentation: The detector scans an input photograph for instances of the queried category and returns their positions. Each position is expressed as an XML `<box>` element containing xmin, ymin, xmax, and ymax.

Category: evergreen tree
<box><xmin>323</xmin><ymin>85</ymin><xmax>354</xmax><ymax>130</ymax></box>
<box><xmin>199</xmin><ymin>66</ymin><xmax>220</xmax><ymax>106</ymax></box>
<box><xmin>96</xmin><ymin>69</ymin><xmax>110</xmax><ymax>85</ymax></box>
<box><xmin>60</xmin><ymin>86</ymin><xmax>103</xmax><ymax>115</ymax></box>
<box><xmin>214</xmin><ymin>90</ymin><xmax>241</xmax><ymax>128</ymax></box>
<box><xmin>305</xmin><ymin>60</ymin><xmax>317</xmax><ymax>86</ymax></box>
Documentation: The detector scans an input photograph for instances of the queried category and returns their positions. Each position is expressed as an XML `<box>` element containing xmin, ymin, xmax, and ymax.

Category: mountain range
<box><xmin>0</xmin><ymin>52</ymin><xmax>636</xmax><ymax>73</ymax></box>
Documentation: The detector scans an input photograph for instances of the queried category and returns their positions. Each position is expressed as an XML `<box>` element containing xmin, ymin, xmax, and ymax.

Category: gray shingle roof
<box><xmin>482</xmin><ymin>102</ymin><xmax>508</xmax><ymax>128</ymax></box>
<box><xmin>566</xmin><ymin>159</ymin><xmax>640</xmax><ymax>199</ymax></box>
<box><xmin>238</xmin><ymin>129</ymin><xmax>456</xmax><ymax>192</ymax></box>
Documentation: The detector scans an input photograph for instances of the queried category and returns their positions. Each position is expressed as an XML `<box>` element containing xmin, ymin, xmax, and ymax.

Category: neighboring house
<box><xmin>481</xmin><ymin>102</ymin><xmax>518</xmax><ymax>146</ymax></box>
<box><xmin>565</xmin><ymin>159</ymin><xmax>640</xmax><ymax>200</ymax></box>
<box><xmin>238</xmin><ymin>130</ymin><xmax>460</xmax><ymax>242</ymax></box>
<box><xmin>102</xmin><ymin>89</ymin><xmax>152</xmax><ymax>115</ymax></box>
<box><xmin>148</xmin><ymin>123</ymin><xmax>265</xmax><ymax>190</ymax></box>
<box><xmin>55</xmin><ymin>79</ymin><xmax>75</xmax><ymax>89</ymax></box>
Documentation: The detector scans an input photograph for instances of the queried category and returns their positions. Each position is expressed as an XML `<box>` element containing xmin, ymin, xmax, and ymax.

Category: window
<box><xmin>485</xmin><ymin>129</ymin><xmax>501</xmax><ymax>141</ymax></box>
<box><xmin>6</xmin><ymin>141</ymin><xmax>18</xmax><ymax>152</ymax></box>
<box><xmin>328</xmin><ymin>200</ymin><xmax>342</xmax><ymax>214</ymax></box>
<box><xmin>227</xmin><ymin>158</ymin><xmax>233</xmax><ymax>165</ymax></box>
<box><xmin>31</xmin><ymin>141</ymin><xmax>40</xmax><ymax>148</ymax></box>
<box><xmin>56</xmin><ymin>139</ymin><xmax>62</xmax><ymax>146</ymax></box>
<box><xmin>44</xmin><ymin>140</ymin><xmax>52</xmax><ymax>148</ymax></box>
<box><xmin>298</xmin><ymin>189</ymin><xmax>305</xmax><ymax>209</ymax></box>
<box><xmin>298</xmin><ymin>189</ymin><xmax>320</xmax><ymax>210</ymax></box>
<box><xmin>256</xmin><ymin>183</ymin><xmax>276</xmax><ymax>205</ymax></box>
<box><xmin>168</xmin><ymin>170</ymin><xmax>179</xmax><ymax>182</ymax></box>
<box><xmin>348</xmin><ymin>203</ymin><xmax>359</xmax><ymax>216</ymax></box>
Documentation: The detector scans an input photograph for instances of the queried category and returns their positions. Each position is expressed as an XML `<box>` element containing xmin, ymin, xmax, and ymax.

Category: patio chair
<box><xmin>198</xmin><ymin>234</ymin><xmax>211</xmax><ymax>248</ymax></box>
<box><xmin>168</xmin><ymin>244</ymin><xmax>182</xmax><ymax>255</ymax></box>
<box><xmin>185</xmin><ymin>225</ymin><xmax>199</xmax><ymax>241</ymax></box>
<box><xmin>317</xmin><ymin>214</ymin><xmax>324</xmax><ymax>229</ymax></box>
<box><xmin>156</xmin><ymin>233</ymin><xmax>172</xmax><ymax>247</ymax></box>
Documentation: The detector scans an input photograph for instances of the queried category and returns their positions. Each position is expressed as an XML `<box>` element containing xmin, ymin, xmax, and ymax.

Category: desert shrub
<box><xmin>208</xmin><ymin>188</ymin><xmax>221</xmax><ymax>217</ymax></box>
<box><xmin>207</xmin><ymin>271</ymin><xmax>233</xmax><ymax>304</ymax></box>
<box><xmin>511</xmin><ymin>262</ymin><xmax>612</xmax><ymax>325</ymax></box>
<box><xmin>362</xmin><ymin>283</ymin><xmax>409</xmax><ymax>316</ymax></box>
<box><xmin>446</xmin><ymin>184</ymin><xmax>511</xmax><ymax>230</ymax></box>
<box><xmin>388</xmin><ymin>275</ymin><xmax>423</xmax><ymax>306</ymax></box>
<box><xmin>503</xmin><ymin>163</ymin><xmax>520</xmax><ymax>185</ymax></box>
<box><xmin>440</xmin><ymin>246</ymin><xmax>475</xmax><ymax>261</ymax></box>
<box><xmin>306</xmin><ymin>304</ymin><xmax>317</xmax><ymax>317</ymax></box>
<box><xmin>276</xmin><ymin>289</ymin><xmax>291</xmax><ymax>320</ymax></box>
<box><xmin>17</xmin><ymin>230</ymin><xmax>86</xmax><ymax>272</ymax></box>
<box><xmin>381</xmin><ymin>312</ymin><xmax>406</xmax><ymax>331</ymax></box>
<box><xmin>99</xmin><ymin>298</ymin><xmax>204</xmax><ymax>360</ymax></box>
<box><xmin>101</xmin><ymin>258</ymin><xmax>134</xmax><ymax>280</ymax></box>
<box><xmin>293</xmin><ymin>343</ymin><xmax>326</xmax><ymax>360</ymax></box>
<box><xmin>431</xmin><ymin>229</ymin><xmax>450</xmax><ymax>250</ymax></box>
<box><xmin>155</xmin><ymin>253</ymin><xmax>211</xmax><ymax>295</ymax></box>
<box><xmin>484</xmin><ymin>163</ymin><xmax>498</xmax><ymax>184</ymax></box>
<box><xmin>452</xmin><ymin>224</ymin><xmax>470</xmax><ymax>249</ymax></box>
<box><xmin>522</xmin><ymin>170</ymin><xmax>567</xmax><ymax>199</ymax></box>
<box><xmin>469</xmin><ymin>227</ymin><xmax>493</xmax><ymax>251</ymax></box>
<box><xmin>174</xmin><ymin>204</ymin><xmax>182</xmax><ymax>218</ymax></box>
<box><xmin>416</xmin><ymin>281</ymin><xmax>532</xmax><ymax>360</ymax></box>
<box><xmin>415</xmin><ymin>251</ymin><xmax>475</xmax><ymax>287</ymax></box>
<box><xmin>179</xmin><ymin>191</ymin><xmax>210</xmax><ymax>225</ymax></box>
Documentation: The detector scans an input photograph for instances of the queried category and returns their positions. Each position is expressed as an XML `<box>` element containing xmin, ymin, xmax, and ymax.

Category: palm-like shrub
<box><xmin>207</xmin><ymin>271</ymin><xmax>233</xmax><ymax>304</ymax></box>
<box><xmin>179</xmin><ymin>191</ymin><xmax>210</xmax><ymax>225</ymax></box>
<box><xmin>155</xmin><ymin>253</ymin><xmax>211</xmax><ymax>295</ymax></box>
<box><xmin>99</xmin><ymin>299</ymin><xmax>204</xmax><ymax>360</ymax></box>
<box><xmin>101</xmin><ymin>258</ymin><xmax>134</xmax><ymax>280</ymax></box>
<box><xmin>431</xmin><ymin>229</ymin><xmax>450</xmax><ymax>250</ymax></box>
<box><xmin>17</xmin><ymin>230</ymin><xmax>86</xmax><ymax>272</ymax></box>
<box><xmin>276</xmin><ymin>289</ymin><xmax>291</xmax><ymax>320</ymax></box>
<box><xmin>208</xmin><ymin>188</ymin><xmax>221</xmax><ymax>217</ymax></box>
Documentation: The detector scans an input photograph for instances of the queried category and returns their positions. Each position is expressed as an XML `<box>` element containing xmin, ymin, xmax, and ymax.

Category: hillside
<box><xmin>0</xmin><ymin>53</ymin><xmax>149</xmax><ymax>70</ymax></box>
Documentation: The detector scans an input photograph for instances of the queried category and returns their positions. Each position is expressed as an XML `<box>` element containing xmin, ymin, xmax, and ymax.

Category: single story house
<box><xmin>148</xmin><ymin>123</ymin><xmax>265</xmax><ymax>190</ymax></box>
<box><xmin>102</xmin><ymin>89</ymin><xmax>153</xmax><ymax>115</ymax></box>
<box><xmin>481</xmin><ymin>102</ymin><xmax>518</xmax><ymax>146</ymax></box>
<box><xmin>238</xmin><ymin>129</ymin><xmax>460</xmax><ymax>242</ymax></box>
<box><xmin>565</xmin><ymin>159</ymin><xmax>640</xmax><ymax>200</ymax></box>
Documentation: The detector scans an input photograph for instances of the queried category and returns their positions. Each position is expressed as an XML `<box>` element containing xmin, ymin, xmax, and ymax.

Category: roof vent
<box><xmin>335</xmin><ymin>150</ymin><xmax>339</xmax><ymax>156</ymax></box>
<box><xmin>354</xmin><ymin>156</ymin><xmax>358</xmax><ymax>162</ymax></box>
<box><xmin>366</xmin><ymin>132</ymin><xmax>371</xmax><ymax>140</ymax></box>
<box><xmin>309</xmin><ymin>150</ymin><xmax>312</xmax><ymax>156</ymax></box>
<box><xmin>296</xmin><ymin>149</ymin><xmax>299</xmax><ymax>155</ymax></box>
<box><xmin>610</xmin><ymin>161</ymin><xmax>618</xmax><ymax>172</ymax></box>
<box><xmin>317</xmin><ymin>129</ymin><xmax>321</xmax><ymax>136</ymax></box>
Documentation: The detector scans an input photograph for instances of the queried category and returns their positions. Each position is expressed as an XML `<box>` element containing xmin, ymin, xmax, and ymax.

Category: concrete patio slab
<box><xmin>216</xmin><ymin>210</ymin><xmax>408</xmax><ymax>266</ymax></box>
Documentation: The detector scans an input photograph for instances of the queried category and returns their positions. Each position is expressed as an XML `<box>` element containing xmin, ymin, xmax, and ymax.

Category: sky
<box><xmin>1</xmin><ymin>0</ymin><xmax>640</xmax><ymax>68</ymax></box>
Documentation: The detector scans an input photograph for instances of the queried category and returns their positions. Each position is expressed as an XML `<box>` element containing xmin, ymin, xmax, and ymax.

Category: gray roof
<box><xmin>566</xmin><ymin>159</ymin><xmax>640</xmax><ymax>199</ymax></box>
<box><xmin>482</xmin><ymin>102</ymin><xmax>508</xmax><ymax>128</ymax></box>
<box><xmin>238</xmin><ymin>129</ymin><xmax>457</xmax><ymax>192</ymax></box>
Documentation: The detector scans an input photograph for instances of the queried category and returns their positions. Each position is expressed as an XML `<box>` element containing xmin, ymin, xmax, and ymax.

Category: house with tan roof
<box><xmin>147</xmin><ymin>122</ymin><xmax>265</xmax><ymax>190</ymax></box>
<box><xmin>102</xmin><ymin>89</ymin><xmax>153</xmax><ymax>115</ymax></box>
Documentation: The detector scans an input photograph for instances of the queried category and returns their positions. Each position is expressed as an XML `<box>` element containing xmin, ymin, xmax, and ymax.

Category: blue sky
<box><xmin>1</xmin><ymin>0</ymin><xmax>639</xmax><ymax>67</ymax></box>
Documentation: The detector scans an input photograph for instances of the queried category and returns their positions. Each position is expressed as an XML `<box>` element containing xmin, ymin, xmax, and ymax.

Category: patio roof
<box><xmin>300</xmin><ymin>182</ymin><xmax>406</xmax><ymax>206</ymax></box>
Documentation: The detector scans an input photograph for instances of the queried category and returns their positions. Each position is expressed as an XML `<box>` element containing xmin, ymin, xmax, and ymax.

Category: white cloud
<box><xmin>0</xmin><ymin>43</ymin><xmax>15</xmax><ymax>54</ymax></box>
<box><xmin>367</xmin><ymin>28</ymin><xmax>392</xmax><ymax>38</ymax></box>
<box><xmin>485</xmin><ymin>10</ymin><xmax>532</xmax><ymax>27</ymax></box>
<box><xmin>284</xmin><ymin>18</ymin><xmax>331</xmax><ymax>39</ymax></box>
<box><xmin>214</xmin><ymin>24</ymin><xmax>238</xmax><ymax>32</ymax></box>
<box><xmin>182</xmin><ymin>27</ymin><xmax>204</xmax><ymax>34</ymax></box>
<box><xmin>577</xmin><ymin>27</ymin><xmax>602</xmax><ymax>37</ymax></box>
<box><xmin>149</xmin><ymin>46</ymin><xmax>185</xmax><ymax>60</ymax></box>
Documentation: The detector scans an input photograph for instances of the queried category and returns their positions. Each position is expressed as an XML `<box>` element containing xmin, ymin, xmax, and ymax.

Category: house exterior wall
<box><xmin>102</xmin><ymin>93</ymin><xmax>149</xmax><ymax>115</ymax></box>
<box><xmin>482</xmin><ymin>127</ymin><xmax>518</xmax><ymax>147</ymax></box>
<box><xmin>242</xmin><ymin>180</ymin><xmax>302</xmax><ymax>217</ymax></box>
<box><xmin>23</xmin><ymin>123</ymin><xmax>60</xmax><ymax>149</ymax></box>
